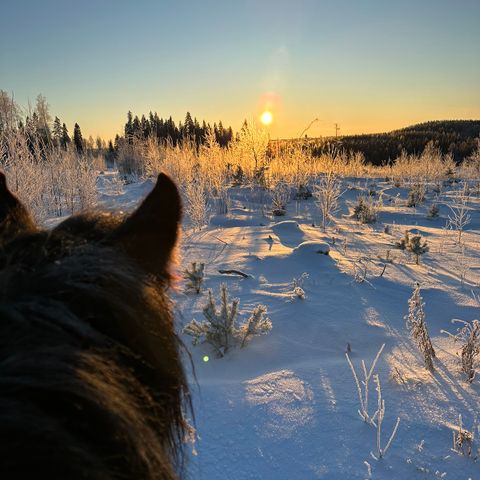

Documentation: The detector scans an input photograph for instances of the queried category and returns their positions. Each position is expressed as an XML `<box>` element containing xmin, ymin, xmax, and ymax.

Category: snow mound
<box><xmin>291</xmin><ymin>241</ymin><xmax>330</xmax><ymax>255</ymax></box>
<box><xmin>271</xmin><ymin>221</ymin><xmax>306</xmax><ymax>248</ymax></box>
<box><xmin>271</xmin><ymin>220</ymin><xmax>301</xmax><ymax>232</ymax></box>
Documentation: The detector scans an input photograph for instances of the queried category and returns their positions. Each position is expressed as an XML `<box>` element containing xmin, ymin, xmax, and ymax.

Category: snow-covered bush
<box><xmin>407</xmin><ymin>183</ymin><xmax>426</xmax><ymax>207</ymax></box>
<box><xmin>291</xmin><ymin>286</ymin><xmax>306</xmax><ymax>300</ymax></box>
<box><xmin>396</xmin><ymin>231</ymin><xmax>429</xmax><ymax>265</ymax></box>
<box><xmin>185</xmin><ymin>172</ymin><xmax>210</xmax><ymax>230</ymax></box>
<box><xmin>313</xmin><ymin>171</ymin><xmax>342</xmax><ymax>231</ymax></box>
<box><xmin>352</xmin><ymin>196</ymin><xmax>377</xmax><ymax>224</ymax></box>
<box><xmin>183</xmin><ymin>262</ymin><xmax>205</xmax><ymax>294</ymax></box>
<box><xmin>448</xmin><ymin>185</ymin><xmax>471</xmax><ymax>244</ymax></box>
<box><xmin>405</xmin><ymin>284</ymin><xmax>436</xmax><ymax>371</ymax></box>
<box><xmin>427</xmin><ymin>203</ymin><xmax>440</xmax><ymax>218</ymax></box>
<box><xmin>442</xmin><ymin>319</ymin><xmax>480</xmax><ymax>382</ymax></box>
<box><xmin>183</xmin><ymin>284</ymin><xmax>272</xmax><ymax>357</ymax></box>
<box><xmin>270</xmin><ymin>183</ymin><xmax>289</xmax><ymax>216</ymax></box>
<box><xmin>0</xmin><ymin>128</ymin><xmax>97</xmax><ymax>223</ymax></box>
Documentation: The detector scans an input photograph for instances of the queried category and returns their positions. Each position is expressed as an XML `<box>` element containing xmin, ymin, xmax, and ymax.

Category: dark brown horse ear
<box><xmin>0</xmin><ymin>172</ymin><xmax>37</xmax><ymax>243</ymax></box>
<box><xmin>111</xmin><ymin>173</ymin><xmax>182</xmax><ymax>276</ymax></box>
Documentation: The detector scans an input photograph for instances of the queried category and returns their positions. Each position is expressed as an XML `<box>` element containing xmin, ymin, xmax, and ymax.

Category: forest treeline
<box><xmin>1</xmin><ymin>90</ymin><xmax>479</xmax><ymax>165</ymax></box>
<box><xmin>118</xmin><ymin>111</ymin><xmax>234</xmax><ymax>148</ymax></box>
<box><xmin>310</xmin><ymin>120</ymin><xmax>480</xmax><ymax>165</ymax></box>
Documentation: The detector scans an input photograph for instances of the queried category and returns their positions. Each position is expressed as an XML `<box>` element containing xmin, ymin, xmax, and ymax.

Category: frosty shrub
<box><xmin>405</xmin><ymin>284</ymin><xmax>436</xmax><ymax>371</ymax></box>
<box><xmin>293</xmin><ymin>184</ymin><xmax>313</xmax><ymax>200</ymax></box>
<box><xmin>292</xmin><ymin>286</ymin><xmax>306</xmax><ymax>300</ymax></box>
<box><xmin>313</xmin><ymin>171</ymin><xmax>342</xmax><ymax>231</ymax></box>
<box><xmin>183</xmin><ymin>262</ymin><xmax>205</xmax><ymax>294</ymax></box>
<box><xmin>183</xmin><ymin>284</ymin><xmax>272</xmax><ymax>357</ymax></box>
<box><xmin>346</xmin><ymin>344</ymin><xmax>385</xmax><ymax>425</ymax></box>
<box><xmin>451</xmin><ymin>415</ymin><xmax>478</xmax><ymax>457</ymax></box>
<box><xmin>396</xmin><ymin>231</ymin><xmax>429</xmax><ymax>265</ymax></box>
<box><xmin>271</xmin><ymin>183</ymin><xmax>289</xmax><ymax>216</ymax></box>
<box><xmin>115</xmin><ymin>137</ymin><xmax>148</xmax><ymax>179</ymax></box>
<box><xmin>447</xmin><ymin>185</ymin><xmax>471</xmax><ymax>244</ymax></box>
<box><xmin>406</xmin><ymin>183</ymin><xmax>426</xmax><ymax>207</ymax></box>
<box><xmin>370</xmin><ymin>375</ymin><xmax>401</xmax><ymax>460</ymax></box>
<box><xmin>185</xmin><ymin>174</ymin><xmax>210</xmax><ymax>230</ymax></box>
<box><xmin>0</xmin><ymin>129</ymin><xmax>97</xmax><ymax>223</ymax></box>
<box><xmin>352</xmin><ymin>196</ymin><xmax>377</xmax><ymax>224</ymax></box>
<box><xmin>427</xmin><ymin>203</ymin><xmax>440</xmax><ymax>218</ymax></box>
<box><xmin>442</xmin><ymin>319</ymin><xmax>480</xmax><ymax>383</ymax></box>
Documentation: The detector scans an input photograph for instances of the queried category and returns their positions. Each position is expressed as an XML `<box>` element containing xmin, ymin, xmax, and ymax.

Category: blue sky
<box><xmin>1</xmin><ymin>0</ymin><xmax>479</xmax><ymax>140</ymax></box>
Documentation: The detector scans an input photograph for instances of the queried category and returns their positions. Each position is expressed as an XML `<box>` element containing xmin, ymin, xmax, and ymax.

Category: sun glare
<box><xmin>260</xmin><ymin>111</ymin><xmax>273</xmax><ymax>125</ymax></box>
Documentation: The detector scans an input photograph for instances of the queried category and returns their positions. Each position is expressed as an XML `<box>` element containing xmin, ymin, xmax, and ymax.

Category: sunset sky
<box><xmin>1</xmin><ymin>0</ymin><xmax>479</xmax><ymax>141</ymax></box>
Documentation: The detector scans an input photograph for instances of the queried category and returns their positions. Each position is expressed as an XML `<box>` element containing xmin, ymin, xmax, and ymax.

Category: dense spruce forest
<box><xmin>116</xmin><ymin>111</ymin><xmax>234</xmax><ymax>148</ymax></box>
<box><xmin>311</xmin><ymin>120</ymin><xmax>480</xmax><ymax>165</ymax></box>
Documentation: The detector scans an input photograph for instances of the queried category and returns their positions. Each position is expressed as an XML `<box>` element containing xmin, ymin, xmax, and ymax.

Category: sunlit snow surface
<box><xmin>97</xmin><ymin>173</ymin><xmax>480</xmax><ymax>479</ymax></box>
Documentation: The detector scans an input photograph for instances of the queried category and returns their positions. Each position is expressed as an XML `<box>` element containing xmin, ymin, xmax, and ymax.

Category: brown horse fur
<box><xmin>0</xmin><ymin>172</ymin><xmax>189</xmax><ymax>479</ymax></box>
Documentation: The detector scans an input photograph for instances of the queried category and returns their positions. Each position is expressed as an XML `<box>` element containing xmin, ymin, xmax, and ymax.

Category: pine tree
<box><xmin>52</xmin><ymin>116</ymin><xmax>62</xmax><ymax>147</ymax></box>
<box><xmin>61</xmin><ymin>123</ymin><xmax>71</xmax><ymax>150</ymax></box>
<box><xmin>73</xmin><ymin>123</ymin><xmax>84</xmax><ymax>153</ymax></box>
<box><xmin>406</xmin><ymin>284</ymin><xmax>436</xmax><ymax>371</ymax></box>
<box><xmin>184</xmin><ymin>112</ymin><xmax>195</xmax><ymax>139</ymax></box>
<box><xmin>125</xmin><ymin>111</ymin><xmax>133</xmax><ymax>143</ymax></box>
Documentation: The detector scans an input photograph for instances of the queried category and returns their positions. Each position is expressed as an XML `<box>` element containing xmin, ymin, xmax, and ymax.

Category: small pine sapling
<box><xmin>442</xmin><ymin>319</ymin><xmax>480</xmax><ymax>382</ymax></box>
<box><xmin>396</xmin><ymin>231</ymin><xmax>429</xmax><ymax>265</ymax></box>
<box><xmin>352</xmin><ymin>196</ymin><xmax>377</xmax><ymax>224</ymax></box>
<box><xmin>183</xmin><ymin>284</ymin><xmax>272</xmax><ymax>357</ymax></box>
<box><xmin>183</xmin><ymin>261</ymin><xmax>205</xmax><ymax>294</ymax></box>
<box><xmin>405</xmin><ymin>284</ymin><xmax>436</xmax><ymax>371</ymax></box>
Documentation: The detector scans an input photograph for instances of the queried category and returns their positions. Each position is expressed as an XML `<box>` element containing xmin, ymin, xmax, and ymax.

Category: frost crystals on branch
<box><xmin>405</xmin><ymin>283</ymin><xmax>436</xmax><ymax>371</ymax></box>
<box><xmin>346</xmin><ymin>343</ymin><xmax>385</xmax><ymax>425</ymax></box>
<box><xmin>183</xmin><ymin>284</ymin><xmax>272</xmax><ymax>357</ymax></box>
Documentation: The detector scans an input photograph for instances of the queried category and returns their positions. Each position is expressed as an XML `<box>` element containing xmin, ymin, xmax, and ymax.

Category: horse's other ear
<box><xmin>110</xmin><ymin>173</ymin><xmax>182</xmax><ymax>276</ymax></box>
<box><xmin>0</xmin><ymin>172</ymin><xmax>37</xmax><ymax>243</ymax></box>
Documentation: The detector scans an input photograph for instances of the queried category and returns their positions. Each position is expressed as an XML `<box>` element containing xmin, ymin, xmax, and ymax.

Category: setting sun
<box><xmin>260</xmin><ymin>111</ymin><xmax>273</xmax><ymax>125</ymax></box>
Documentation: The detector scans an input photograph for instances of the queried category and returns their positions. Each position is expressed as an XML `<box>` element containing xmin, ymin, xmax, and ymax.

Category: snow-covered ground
<box><xmin>100</xmin><ymin>173</ymin><xmax>480</xmax><ymax>479</ymax></box>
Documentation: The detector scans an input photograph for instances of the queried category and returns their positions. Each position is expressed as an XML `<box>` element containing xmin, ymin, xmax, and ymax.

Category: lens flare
<box><xmin>203</xmin><ymin>355</ymin><xmax>209</xmax><ymax>363</ymax></box>
<box><xmin>260</xmin><ymin>111</ymin><xmax>273</xmax><ymax>125</ymax></box>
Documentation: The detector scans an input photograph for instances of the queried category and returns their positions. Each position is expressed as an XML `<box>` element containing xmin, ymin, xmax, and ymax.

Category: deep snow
<box><xmin>98</xmin><ymin>173</ymin><xmax>480</xmax><ymax>480</ymax></box>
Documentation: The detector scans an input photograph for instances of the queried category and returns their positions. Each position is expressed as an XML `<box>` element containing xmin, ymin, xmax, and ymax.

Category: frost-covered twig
<box><xmin>370</xmin><ymin>375</ymin><xmax>401</xmax><ymax>460</ymax></box>
<box><xmin>346</xmin><ymin>344</ymin><xmax>385</xmax><ymax>425</ymax></box>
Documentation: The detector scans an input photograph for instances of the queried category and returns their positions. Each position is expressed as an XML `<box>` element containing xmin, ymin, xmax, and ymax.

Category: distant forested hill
<box><xmin>311</xmin><ymin>120</ymin><xmax>480</xmax><ymax>165</ymax></box>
